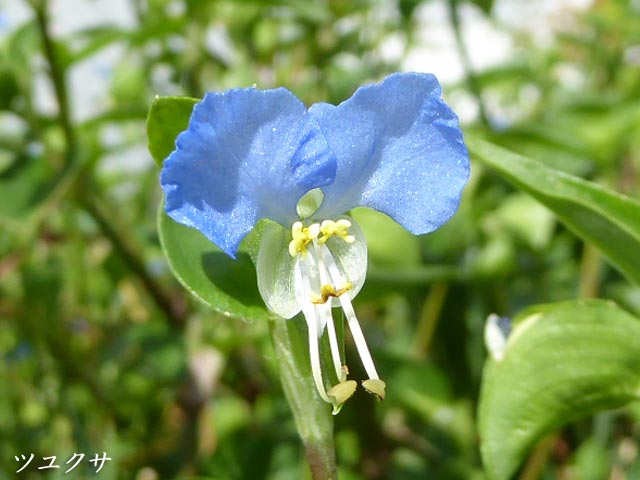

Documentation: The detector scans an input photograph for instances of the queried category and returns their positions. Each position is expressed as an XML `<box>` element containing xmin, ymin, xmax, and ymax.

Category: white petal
<box><xmin>256</xmin><ymin>222</ymin><xmax>300</xmax><ymax>318</ymax></box>
<box><xmin>294</xmin><ymin>253</ymin><xmax>330</xmax><ymax>335</ymax></box>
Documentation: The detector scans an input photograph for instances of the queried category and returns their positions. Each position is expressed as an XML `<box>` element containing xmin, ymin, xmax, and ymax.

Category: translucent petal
<box><xmin>293</xmin><ymin>254</ymin><xmax>328</xmax><ymax>335</ymax></box>
<box><xmin>256</xmin><ymin>222</ymin><xmax>300</xmax><ymax>319</ymax></box>
<box><xmin>256</xmin><ymin>215</ymin><xmax>367</xmax><ymax>322</ymax></box>
<box><xmin>309</xmin><ymin>72</ymin><xmax>470</xmax><ymax>235</ymax></box>
<box><xmin>161</xmin><ymin>87</ymin><xmax>337</xmax><ymax>258</ymax></box>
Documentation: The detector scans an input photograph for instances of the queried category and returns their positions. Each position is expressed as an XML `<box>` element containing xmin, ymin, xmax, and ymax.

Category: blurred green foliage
<box><xmin>1</xmin><ymin>0</ymin><xmax>640</xmax><ymax>479</ymax></box>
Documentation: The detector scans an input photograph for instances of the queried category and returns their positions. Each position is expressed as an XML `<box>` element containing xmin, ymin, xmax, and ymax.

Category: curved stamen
<box><xmin>318</xmin><ymin>243</ymin><xmax>380</xmax><ymax>381</ymax></box>
<box><xmin>310</xmin><ymin>243</ymin><xmax>346</xmax><ymax>383</ymax></box>
<box><xmin>298</xmin><ymin>257</ymin><xmax>332</xmax><ymax>403</ymax></box>
<box><xmin>307</xmin><ymin>311</ymin><xmax>332</xmax><ymax>404</ymax></box>
<box><xmin>291</xmin><ymin>217</ymin><xmax>381</xmax><ymax>406</ymax></box>
<box><xmin>324</xmin><ymin>309</ymin><xmax>347</xmax><ymax>383</ymax></box>
<box><xmin>300</xmin><ymin>244</ymin><xmax>346</xmax><ymax>382</ymax></box>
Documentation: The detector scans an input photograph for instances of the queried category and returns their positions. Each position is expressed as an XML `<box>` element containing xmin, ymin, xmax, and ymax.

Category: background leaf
<box><xmin>147</xmin><ymin>96</ymin><xmax>199</xmax><ymax>166</ymax></box>
<box><xmin>467</xmin><ymin>137</ymin><xmax>640</xmax><ymax>285</ymax></box>
<box><xmin>478</xmin><ymin>299</ymin><xmax>640</xmax><ymax>480</ymax></box>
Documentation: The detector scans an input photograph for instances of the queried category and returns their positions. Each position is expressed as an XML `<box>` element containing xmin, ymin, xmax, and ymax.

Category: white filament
<box><xmin>296</xmin><ymin>232</ymin><xmax>380</xmax><ymax>406</ymax></box>
<box><xmin>311</xmin><ymin>242</ymin><xmax>346</xmax><ymax>382</ymax></box>
<box><xmin>298</xmin><ymin>260</ymin><xmax>331</xmax><ymax>403</ymax></box>
<box><xmin>318</xmin><ymin>243</ymin><xmax>380</xmax><ymax>381</ymax></box>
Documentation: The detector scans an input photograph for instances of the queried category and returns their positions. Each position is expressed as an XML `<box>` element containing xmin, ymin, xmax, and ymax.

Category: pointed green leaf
<box><xmin>146</xmin><ymin>96</ymin><xmax>199</xmax><ymax>167</ymax></box>
<box><xmin>478</xmin><ymin>300</ymin><xmax>640</xmax><ymax>480</ymax></box>
<box><xmin>467</xmin><ymin>137</ymin><xmax>640</xmax><ymax>285</ymax></box>
<box><xmin>158</xmin><ymin>209</ymin><xmax>271</xmax><ymax>322</ymax></box>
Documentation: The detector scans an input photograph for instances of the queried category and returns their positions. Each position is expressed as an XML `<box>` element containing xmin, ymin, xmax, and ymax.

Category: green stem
<box><xmin>269</xmin><ymin>316</ymin><xmax>337</xmax><ymax>480</ymax></box>
<box><xmin>81</xmin><ymin>194</ymin><xmax>186</xmax><ymax>328</ymax></box>
<box><xmin>33</xmin><ymin>0</ymin><xmax>77</xmax><ymax>165</ymax></box>
<box><xmin>519</xmin><ymin>434</ymin><xmax>557</xmax><ymax>480</ymax></box>
<box><xmin>579</xmin><ymin>242</ymin><xmax>602</xmax><ymax>299</ymax></box>
<box><xmin>413</xmin><ymin>282</ymin><xmax>449</xmax><ymax>358</ymax></box>
<box><xmin>447</xmin><ymin>0</ymin><xmax>490</xmax><ymax>125</ymax></box>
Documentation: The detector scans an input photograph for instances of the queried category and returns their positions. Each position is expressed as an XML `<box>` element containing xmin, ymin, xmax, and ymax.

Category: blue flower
<box><xmin>161</xmin><ymin>72</ymin><xmax>469</xmax><ymax>411</ymax></box>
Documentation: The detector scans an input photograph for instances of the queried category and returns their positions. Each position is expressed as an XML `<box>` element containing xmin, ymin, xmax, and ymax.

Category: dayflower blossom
<box><xmin>161</xmin><ymin>72</ymin><xmax>469</xmax><ymax>412</ymax></box>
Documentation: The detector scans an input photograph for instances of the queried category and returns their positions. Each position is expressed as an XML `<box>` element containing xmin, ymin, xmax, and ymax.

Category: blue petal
<box><xmin>309</xmin><ymin>72</ymin><xmax>469</xmax><ymax>234</ymax></box>
<box><xmin>161</xmin><ymin>87</ymin><xmax>337</xmax><ymax>257</ymax></box>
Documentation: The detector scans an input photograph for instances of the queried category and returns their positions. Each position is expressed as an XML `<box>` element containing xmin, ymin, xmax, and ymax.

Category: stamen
<box><xmin>327</xmin><ymin>380</ymin><xmax>358</xmax><ymax>414</ymax></box>
<box><xmin>362</xmin><ymin>379</ymin><xmax>386</xmax><ymax>400</ymax></box>
<box><xmin>297</xmin><ymin>256</ymin><xmax>331</xmax><ymax>404</ymax></box>
<box><xmin>318</xmin><ymin>244</ymin><xmax>383</xmax><ymax>385</ymax></box>
<box><xmin>324</xmin><ymin>304</ymin><xmax>347</xmax><ymax>382</ymax></box>
<box><xmin>307</xmin><ymin>309</ymin><xmax>332</xmax><ymax>404</ymax></box>
<box><xmin>310</xmin><ymin>283</ymin><xmax>353</xmax><ymax>304</ymax></box>
<box><xmin>309</xmin><ymin>245</ymin><xmax>347</xmax><ymax>383</ymax></box>
<box><xmin>289</xmin><ymin>221</ymin><xmax>320</xmax><ymax>257</ymax></box>
<box><xmin>298</xmin><ymin>250</ymin><xmax>346</xmax><ymax>400</ymax></box>
<box><xmin>293</xmin><ymin>216</ymin><xmax>384</xmax><ymax>408</ymax></box>
<box><xmin>338</xmin><ymin>290</ymin><xmax>380</xmax><ymax>380</ymax></box>
<box><xmin>318</xmin><ymin>219</ymin><xmax>355</xmax><ymax>244</ymax></box>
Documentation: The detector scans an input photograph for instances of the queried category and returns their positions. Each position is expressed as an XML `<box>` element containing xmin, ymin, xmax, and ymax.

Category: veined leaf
<box><xmin>467</xmin><ymin>136</ymin><xmax>640</xmax><ymax>285</ymax></box>
<box><xmin>478</xmin><ymin>299</ymin><xmax>640</xmax><ymax>480</ymax></box>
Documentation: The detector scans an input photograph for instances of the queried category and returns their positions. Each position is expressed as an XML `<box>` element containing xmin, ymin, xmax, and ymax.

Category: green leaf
<box><xmin>158</xmin><ymin>208</ymin><xmax>272</xmax><ymax>322</ymax></box>
<box><xmin>0</xmin><ymin>153</ymin><xmax>56</xmax><ymax>222</ymax></box>
<box><xmin>489</xmin><ymin>193</ymin><xmax>556</xmax><ymax>250</ymax></box>
<box><xmin>0</xmin><ymin>67</ymin><xmax>19</xmax><ymax>110</ymax></box>
<box><xmin>146</xmin><ymin>96</ymin><xmax>199</xmax><ymax>167</ymax></box>
<box><xmin>467</xmin><ymin>137</ymin><xmax>640</xmax><ymax>285</ymax></box>
<box><xmin>478</xmin><ymin>299</ymin><xmax>640</xmax><ymax>480</ymax></box>
<box><xmin>470</xmin><ymin>0</ymin><xmax>494</xmax><ymax>14</ymax></box>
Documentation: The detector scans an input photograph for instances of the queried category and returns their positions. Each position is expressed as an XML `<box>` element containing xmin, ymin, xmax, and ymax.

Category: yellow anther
<box><xmin>309</xmin><ymin>291</ymin><xmax>324</xmax><ymax>304</ymax></box>
<box><xmin>362</xmin><ymin>378</ymin><xmax>386</xmax><ymax>400</ymax></box>
<box><xmin>318</xmin><ymin>219</ymin><xmax>355</xmax><ymax>244</ymax></box>
<box><xmin>310</xmin><ymin>282</ymin><xmax>352</xmax><ymax>304</ymax></box>
<box><xmin>288</xmin><ymin>221</ymin><xmax>320</xmax><ymax>257</ymax></box>
<box><xmin>328</xmin><ymin>380</ymin><xmax>358</xmax><ymax>414</ymax></box>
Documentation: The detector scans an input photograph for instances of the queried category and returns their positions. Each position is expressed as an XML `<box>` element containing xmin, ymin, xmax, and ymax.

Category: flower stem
<box><xmin>269</xmin><ymin>316</ymin><xmax>338</xmax><ymax>480</ymax></box>
<box><xmin>413</xmin><ymin>282</ymin><xmax>449</xmax><ymax>358</ymax></box>
<box><xmin>579</xmin><ymin>242</ymin><xmax>602</xmax><ymax>298</ymax></box>
<box><xmin>33</xmin><ymin>0</ymin><xmax>77</xmax><ymax>167</ymax></box>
